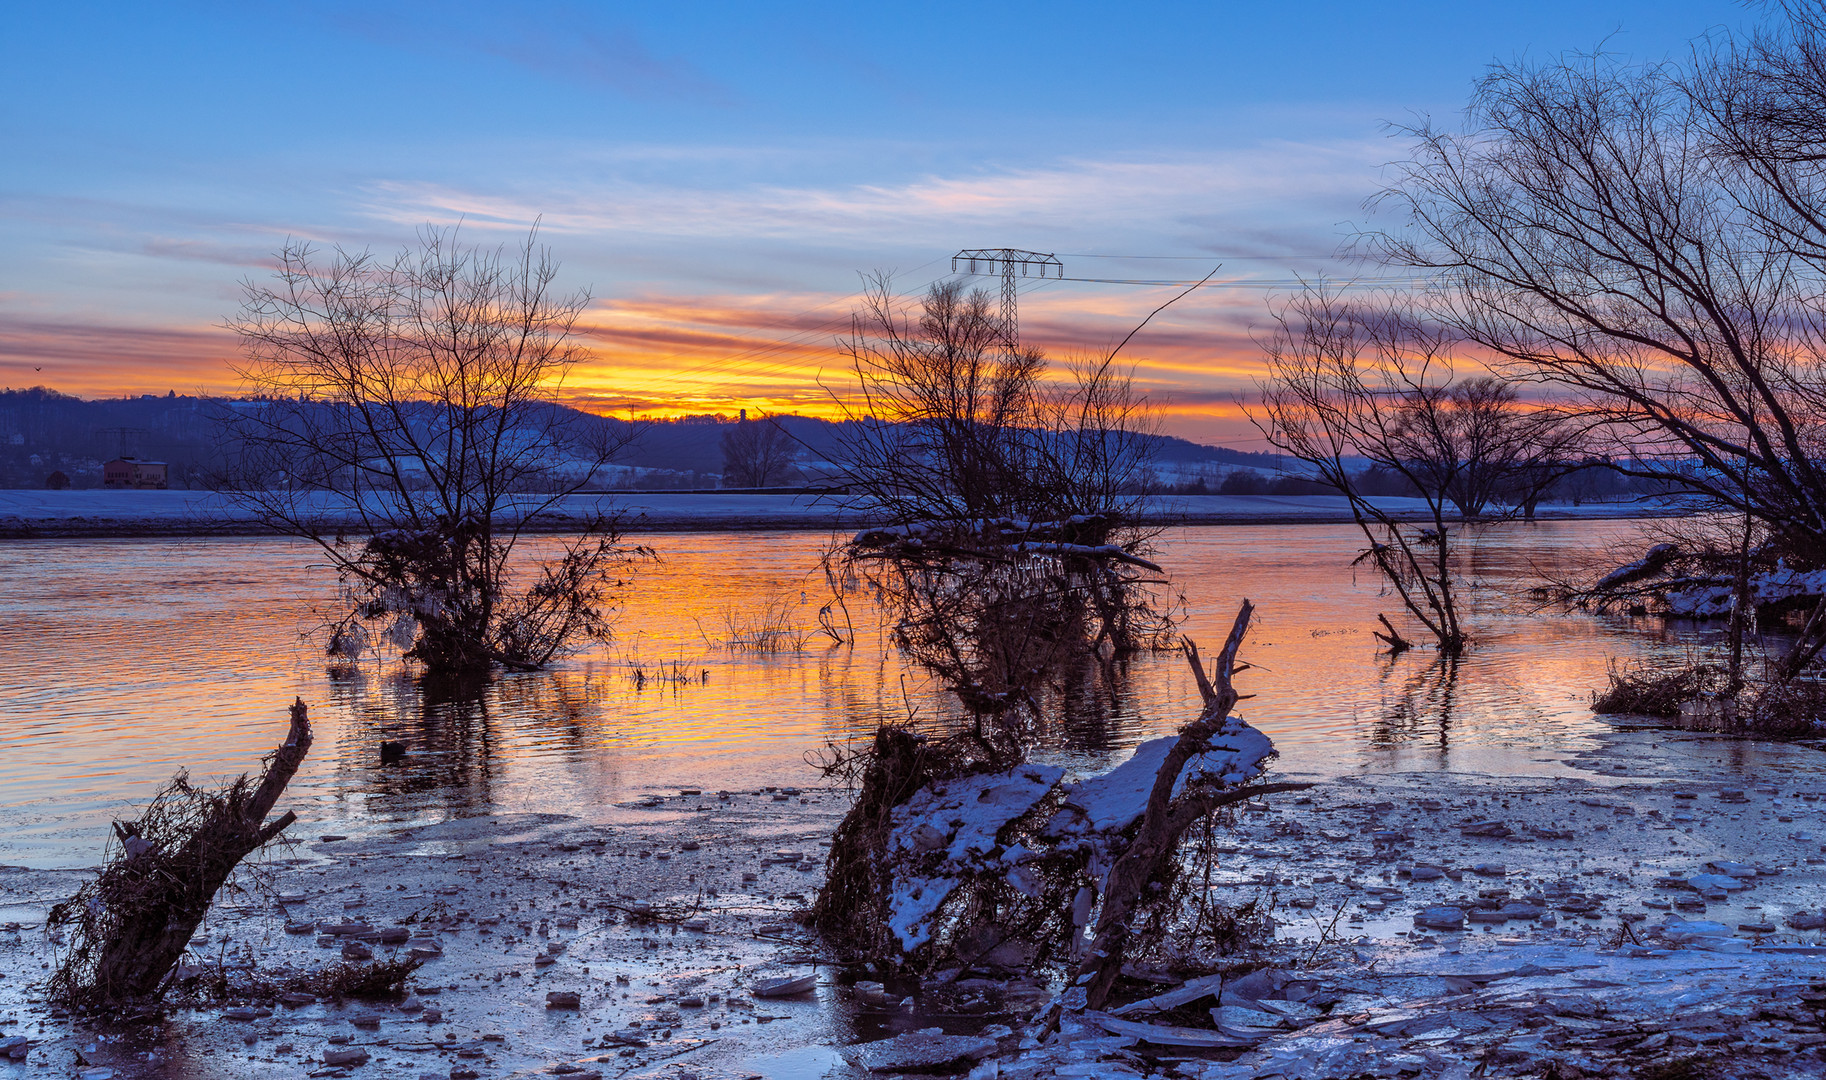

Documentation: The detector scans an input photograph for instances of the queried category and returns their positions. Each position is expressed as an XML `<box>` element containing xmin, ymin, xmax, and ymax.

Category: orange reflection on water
<box><xmin>0</xmin><ymin>520</ymin><xmax>1689</xmax><ymax>868</ymax></box>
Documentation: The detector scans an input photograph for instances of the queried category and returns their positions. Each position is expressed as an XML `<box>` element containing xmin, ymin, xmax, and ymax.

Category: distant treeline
<box><xmin>1172</xmin><ymin>460</ymin><xmax>1668</xmax><ymax>504</ymax></box>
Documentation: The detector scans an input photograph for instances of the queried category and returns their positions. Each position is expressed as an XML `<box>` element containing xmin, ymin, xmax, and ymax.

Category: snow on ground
<box><xmin>7</xmin><ymin>721</ymin><xmax>1826</xmax><ymax>1077</ymax></box>
<box><xmin>0</xmin><ymin>489</ymin><xmax>1672</xmax><ymax>537</ymax></box>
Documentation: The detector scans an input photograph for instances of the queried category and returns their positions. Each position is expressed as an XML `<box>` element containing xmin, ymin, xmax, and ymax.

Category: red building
<box><xmin>102</xmin><ymin>457</ymin><xmax>169</xmax><ymax>489</ymax></box>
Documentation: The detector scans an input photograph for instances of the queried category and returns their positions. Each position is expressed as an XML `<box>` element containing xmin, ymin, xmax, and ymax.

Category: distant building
<box><xmin>102</xmin><ymin>457</ymin><xmax>168</xmax><ymax>489</ymax></box>
<box><xmin>44</xmin><ymin>470</ymin><xmax>69</xmax><ymax>490</ymax></box>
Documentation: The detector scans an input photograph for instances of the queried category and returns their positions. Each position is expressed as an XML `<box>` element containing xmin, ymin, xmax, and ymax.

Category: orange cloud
<box><xmin>0</xmin><ymin>315</ymin><xmax>244</xmax><ymax>397</ymax></box>
<box><xmin>560</xmin><ymin>285</ymin><xmax>1274</xmax><ymax>437</ymax></box>
<box><xmin>0</xmin><ymin>285</ymin><xmax>1279</xmax><ymax>444</ymax></box>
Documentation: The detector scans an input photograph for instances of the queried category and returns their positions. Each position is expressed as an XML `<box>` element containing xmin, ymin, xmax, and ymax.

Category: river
<box><xmin>0</xmin><ymin>519</ymin><xmax>1724</xmax><ymax>869</ymax></box>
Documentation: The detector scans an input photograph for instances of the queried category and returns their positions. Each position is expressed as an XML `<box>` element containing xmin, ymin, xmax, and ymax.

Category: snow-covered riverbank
<box><xmin>4</xmin><ymin>720</ymin><xmax>1826</xmax><ymax>1079</ymax></box>
<box><xmin>0</xmin><ymin>490</ymin><xmax>1672</xmax><ymax>538</ymax></box>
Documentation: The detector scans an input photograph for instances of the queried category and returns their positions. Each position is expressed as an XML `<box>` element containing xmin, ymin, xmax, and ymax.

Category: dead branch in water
<box><xmin>1074</xmin><ymin>601</ymin><xmax>1312</xmax><ymax>1010</ymax></box>
<box><xmin>48</xmin><ymin>699</ymin><xmax>314</xmax><ymax>1009</ymax></box>
<box><xmin>1374</xmin><ymin>613</ymin><xmax>1414</xmax><ymax>653</ymax></box>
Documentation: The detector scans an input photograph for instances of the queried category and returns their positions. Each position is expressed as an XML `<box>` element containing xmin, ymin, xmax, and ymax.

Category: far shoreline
<box><xmin>0</xmin><ymin>489</ymin><xmax>1684</xmax><ymax>540</ymax></box>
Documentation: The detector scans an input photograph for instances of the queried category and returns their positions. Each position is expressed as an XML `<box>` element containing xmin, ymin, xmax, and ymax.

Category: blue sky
<box><xmin>0</xmin><ymin>0</ymin><xmax>1749</xmax><ymax>442</ymax></box>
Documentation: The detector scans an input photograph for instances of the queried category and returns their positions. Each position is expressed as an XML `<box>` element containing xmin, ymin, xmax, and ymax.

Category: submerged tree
<box><xmin>1259</xmin><ymin>294</ymin><xmax>1466</xmax><ymax>654</ymax></box>
<box><xmin>1362</xmin><ymin>14</ymin><xmax>1826</xmax><ymax>718</ymax></box>
<box><xmin>813</xmin><ymin>277</ymin><xmax>1191</xmax><ymax>961</ymax></box>
<box><xmin>826</xmin><ymin>276</ymin><xmax>1173</xmax><ymax>723</ymax></box>
<box><xmin>1256</xmin><ymin>290</ymin><xmax>1582</xmax><ymax>654</ymax></box>
<box><xmin>222</xmin><ymin>227</ymin><xmax>644</xmax><ymax>676</ymax></box>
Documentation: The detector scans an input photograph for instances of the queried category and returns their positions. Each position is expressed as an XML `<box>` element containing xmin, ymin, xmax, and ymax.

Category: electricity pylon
<box><xmin>951</xmin><ymin>249</ymin><xmax>1063</xmax><ymax>351</ymax></box>
<box><xmin>95</xmin><ymin>426</ymin><xmax>148</xmax><ymax>458</ymax></box>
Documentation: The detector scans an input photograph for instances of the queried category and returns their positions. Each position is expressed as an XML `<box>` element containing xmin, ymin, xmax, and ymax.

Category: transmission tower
<box><xmin>951</xmin><ymin>249</ymin><xmax>1063</xmax><ymax>351</ymax></box>
<box><xmin>95</xmin><ymin>426</ymin><xmax>148</xmax><ymax>458</ymax></box>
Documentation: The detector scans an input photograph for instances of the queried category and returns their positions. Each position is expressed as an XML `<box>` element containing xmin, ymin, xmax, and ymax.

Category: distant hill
<box><xmin>619</xmin><ymin>414</ymin><xmax>1280</xmax><ymax>477</ymax></box>
<box><xmin>0</xmin><ymin>387</ymin><xmax>1281</xmax><ymax>490</ymax></box>
<box><xmin>0</xmin><ymin>387</ymin><xmax>222</xmax><ymax>488</ymax></box>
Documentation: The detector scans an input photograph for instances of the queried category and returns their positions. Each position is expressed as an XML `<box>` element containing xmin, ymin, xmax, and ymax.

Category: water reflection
<box><xmin>0</xmin><ymin>520</ymin><xmax>1736</xmax><ymax>866</ymax></box>
<box><xmin>1370</xmin><ymin>654</ymin><xmax>1461</xmax><ymax>756</ymax></box>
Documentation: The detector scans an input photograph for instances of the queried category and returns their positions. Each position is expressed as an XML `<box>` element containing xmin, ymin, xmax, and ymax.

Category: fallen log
<box><xmin>1074</xmin><ymin>601</ymin><xmax>1313</xmax><ymax>1011</ymax></box>
<box><xmin>48</xmin><ymin>699</ymin><xmax>314</xmax><ymax>1008</ymax></box>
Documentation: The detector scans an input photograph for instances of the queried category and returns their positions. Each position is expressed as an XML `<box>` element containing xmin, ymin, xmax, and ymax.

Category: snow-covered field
<box><xmin>0</xmin><ymin>489</ymin><xmax>1665</xmax><ymax>537</ymax></box>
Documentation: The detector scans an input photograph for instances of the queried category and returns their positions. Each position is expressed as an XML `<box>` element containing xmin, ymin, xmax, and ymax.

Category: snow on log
<box><xmin>1592</xmin><ymin>543</ymin><xmax>1678</xmax><ymax>593</ymax></box>
<box><xmin>888</xmin><ymin>875</ymin><xmax>961</xmax><ymax>952</ymax></box>
<box><xmin>1009</xmin><ymin>542</ymin><xmax>1162</xmax><ymax>572</ymax></box>
<box><xmin>1664</xmin><ymin>581</ymin><xmax>1736</xmax><ymax>618</ymax></box>
<box><xmin>889</xmin><ymin>765</ymin><xmax>1066</xmax><ymax>864</ymax></box>
<box><xmin>1664</xmin><ymin>563</ymin><xmax>1826</xmax><ymax>617</ymax></box>
<box><xmin>884</xmin><ymin>763</ymin><xmax>1065</xmax><ymax>951</ymax></box>
<box><xmin>1046</xmin><ymin>719</ymin><xmax>1276</xmax><ymax>838</ymax></box>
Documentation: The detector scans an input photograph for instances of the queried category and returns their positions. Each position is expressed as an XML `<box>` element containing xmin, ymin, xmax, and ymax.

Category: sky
<box><xmin>0</xmin><ymin>0</ymin><xmax>1753</xmax><ymax>445</ymax></box>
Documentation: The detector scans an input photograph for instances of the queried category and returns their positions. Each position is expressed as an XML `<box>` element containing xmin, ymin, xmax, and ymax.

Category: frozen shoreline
<box><xmin>0</xmin><ymin>489</ymin><xmax>1676</xmax><ymax>539</ymax></box>
<box><xmin>5</xmin><ymin>721</ymin><xmax>1826</xmax><ymax>1078</ymax></box>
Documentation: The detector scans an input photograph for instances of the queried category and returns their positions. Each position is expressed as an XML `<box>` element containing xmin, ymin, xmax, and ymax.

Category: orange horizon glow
<box><xmin>0</xmin><ymin>287</ymin><xmax>1282</xmax><ymax>444</ymax></box>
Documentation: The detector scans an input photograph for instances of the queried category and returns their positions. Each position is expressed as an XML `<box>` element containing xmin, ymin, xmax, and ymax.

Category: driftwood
<box><xmin>48</xmin><ymin>699</ymin><xmax>313</xmax><ymax>1008</ymax></box>
<box><xmin>1074</xmin><ymin>601</ymin><xmax>1312</xmax><ymax>1011</ymax></box>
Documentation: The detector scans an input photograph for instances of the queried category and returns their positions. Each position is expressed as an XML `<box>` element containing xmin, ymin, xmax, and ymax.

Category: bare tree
<box><xmin>1361</xmin><ymin>15</ymin><xmax>1826</xmax><ymax>716</ymax></box>
<box><xmin>831</xmin><ymin>275</ymin><xmax>1049</xmax><ymax>525</ymax></box>
<box><xmin>1255</xmin><ymin>290</ymin><xmax>1560</xmax><ymax>655</ymax></box>
<box><xmin>825</xmin><ymin>276</ymin><xmax>1172</xmax><ymax>725</ymax></box>
<box><xmin>1371</xmin><ymin>48</ymin><xmax>1826</xmax><ymax>559</ymax></box>
<box><xmin>720</xmin><ymin>415</ymin><xmax>798</xmax><ymax>487</ymax></box>
<box><xmin>221</xmin><ymin>227</ymin><xmax>643</xmax><ymax>676</ymax></box>
<box><xmin>1395</xmin><ymin>376</ymin><xmax>1584</xmax><ymax>521</ymax></box>
<box><xmin>829</xmin><ymin>276</ymin><xmax>1161</xmax><ymax>533</ymax></box>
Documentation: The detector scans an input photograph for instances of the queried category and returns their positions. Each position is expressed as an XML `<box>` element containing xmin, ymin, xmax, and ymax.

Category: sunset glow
<box><xmin>0</xmin><ymin>1</ymin><xmax>1736</xmax><ymax>446</ymax></box>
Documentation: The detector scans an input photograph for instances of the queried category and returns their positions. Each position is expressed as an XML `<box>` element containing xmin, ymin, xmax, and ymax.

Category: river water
<box><xmin>0</xmin><ymin>519</ymin><xmax>1725</xmax><ymax>869</ymax></box>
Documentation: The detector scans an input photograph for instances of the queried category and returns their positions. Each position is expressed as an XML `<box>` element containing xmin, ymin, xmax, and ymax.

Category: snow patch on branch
<box><xmin>1045</xmin><ymin>716</ymin><xmax>1275</xmax><ymax>838</ymax></box>
<box><xmin>1593</xmin><ymin>543</ymin><xmax>1678</xmax><ymax>593</ymax></box>
<box><xmin>1010</xmin><ymin>542</ymin><xmax>1162</xmax><ymax>571</ymax></box>
<box><xmin>1663</xmin><ymin>563</ymin><xmax>1826</xmax><ymax>617</ymax></box>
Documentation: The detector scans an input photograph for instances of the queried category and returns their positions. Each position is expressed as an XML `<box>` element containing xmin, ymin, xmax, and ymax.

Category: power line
<box><xmin>591</xmin><ymin>252</ymin><xmax>1434</xmax><ymax>411</ymax></box>
<box><xmin>635</xmin><ymin>265</ymin><xmax>1079</xmax><ymax>407</ymax></box>
<box><xmin>951</xmin><ymin>249</ymin><xmax>1063</xmax><ymax>351</ymax></box>
<box><xmin>1056</xmin><ymin>252</ymin><xmax>1341</xmax><ymax>261</ymax></box>
<box><xmin>1053</xmin><ymin>275</ymin><xmax>1433</xmax><ymax>288</ymax></box>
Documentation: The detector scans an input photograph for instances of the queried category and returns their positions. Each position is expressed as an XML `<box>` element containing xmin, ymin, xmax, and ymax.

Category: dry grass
<box><xmin>624</xmin><ymin>661</ymin><xmax>709</xmax><ymax>688</ymax></box>
<box><xmin>713</xmin><ymin>594</ymin><xmax>814</xmax><ymax>652</ymax></box>
<box><xmin>179</xmin><ymin>956</ymin><xmax>422</xmax><ymax>1005</ymax></box>
<box><xmin>288</xmin><ymin>957</ymin><xmax>422</xmax><ymax>1001</ymax></box>
<box><xmin>1591</xmin><ymin>660</ymin><xmax>1724</xmax><ymax>717</ymax></box>
<box><xmin>1743</xmin><ymin>678</ymin><xmax>1826</xmax><ymax>736</ymax></box>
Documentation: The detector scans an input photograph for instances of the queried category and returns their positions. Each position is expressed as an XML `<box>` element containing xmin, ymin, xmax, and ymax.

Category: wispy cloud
<box><xmin>320</xmin><ymin>4</ymin><xmax>736</xmax><ymax>107</ymax></box>
<box><xmin>360</xmin><ymin>140</ymin><xmax>1383</xmax><ymax>252</ymax></box>
<box><xmin>2</xmin><ymin>130</ymin><xmax>1387</xmax><ymax>448</ymax></box>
